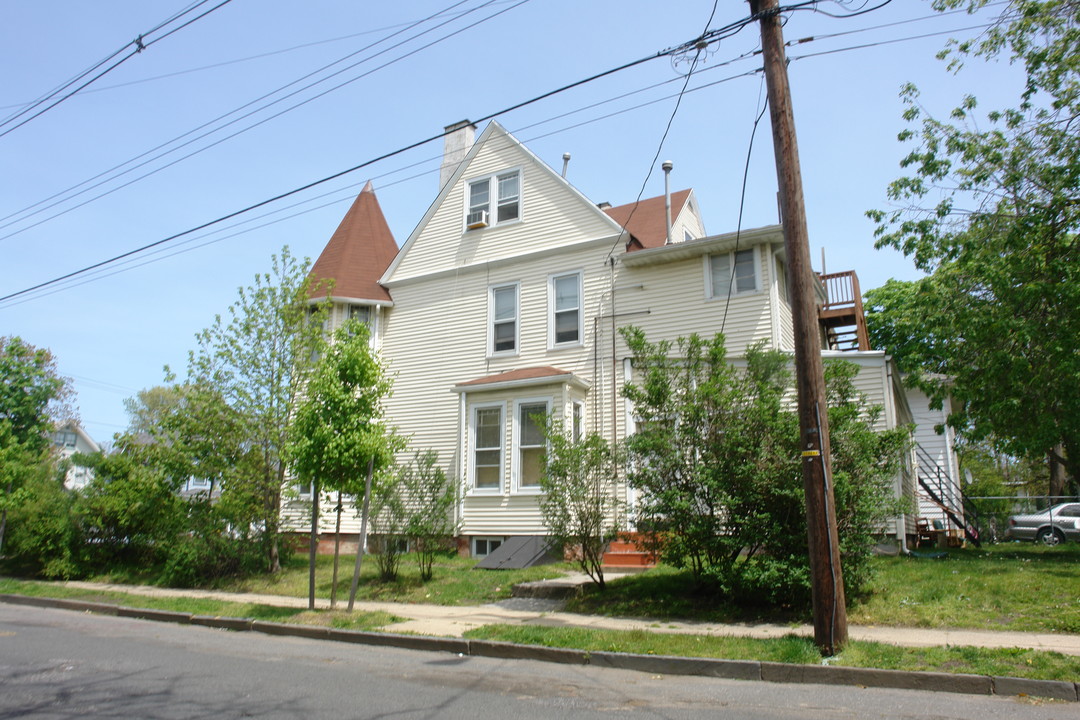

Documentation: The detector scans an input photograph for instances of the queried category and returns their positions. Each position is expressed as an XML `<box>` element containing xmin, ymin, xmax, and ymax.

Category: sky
<box><xmin>1</xmin><ymin>0</ymin><xmax>1025</xmax><ymax>443</ymax></box>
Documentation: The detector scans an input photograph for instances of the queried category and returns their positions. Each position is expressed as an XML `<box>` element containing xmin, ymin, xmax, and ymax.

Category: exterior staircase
<box><xmin>602</xmin><ymin>533</ymin><xmax>657</xmax><ymax>570</ymax></box>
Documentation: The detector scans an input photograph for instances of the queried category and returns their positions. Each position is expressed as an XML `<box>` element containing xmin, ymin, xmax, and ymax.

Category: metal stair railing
<box><xmin>914</xmin><ymin>443</ymin><xmax>980</xmax><ymax>547</ymax></box>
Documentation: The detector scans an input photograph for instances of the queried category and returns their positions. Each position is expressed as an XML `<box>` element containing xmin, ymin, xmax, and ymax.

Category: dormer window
<box><xmin>467</xmin><ymin>170</ymin><xmax>521</xmax><ymax>229</ymax></box>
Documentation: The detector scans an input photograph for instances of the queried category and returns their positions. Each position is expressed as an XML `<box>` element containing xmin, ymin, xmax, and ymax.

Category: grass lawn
<box><xmin>464</xmin><ymin>625</ymin><xmax>1080</xmax><ymax>682</ymax></box>
<box><xmin>567</xmin><ymin>543</ymin><xmax>1080</xmax><ymax>634</ymax></box>
<box><xmin>216</xmin><ymin>552</ymin><xmax>574</xmax><ymax>607</ymax></box>
<box><xmin>0</xmin><ymin>577</ymin><xmax>400</xmax><ymax>632</ymax></box>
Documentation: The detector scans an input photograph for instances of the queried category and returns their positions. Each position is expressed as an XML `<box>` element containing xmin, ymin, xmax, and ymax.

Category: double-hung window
<box><xmin>490</xmin><ymin>283</ymin><xmax>519</xmax><ymax>355</ymax></box>
<box><xmin>467</xmin><ymin>170</ymin><xmax>521</xmax><ymax>228</ymax></box>
<box><xmin>709</xmin><ymin>248</ymin><xmax>757</xmax><ymax>298</ymax></box>
<box><xmin>549</xmin><ymin>271</ymin><xmax>582</xmax><ymax>347</ymax></box>
<box><xmin>513</xmin><ymin>399</ymin><xmax>549</xmax><ymax>491</ymax></box>
<box><xmin>472</xmin><ymin>405</ymin><xmax>503</xmax><ymax>492</ymax></box>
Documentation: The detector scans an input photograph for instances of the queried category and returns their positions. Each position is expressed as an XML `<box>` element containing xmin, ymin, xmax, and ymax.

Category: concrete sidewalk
<box><xmin>60</xmin><ymin>579</ymin><xmax>1080</xmax><ymax>657</ymax></box>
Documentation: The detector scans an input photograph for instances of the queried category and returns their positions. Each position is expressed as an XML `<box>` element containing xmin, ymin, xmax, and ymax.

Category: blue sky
<box><xmin>1</xmin><ymin>1</ymin><xmax>1023</xmax><ymax>442</ymax></box>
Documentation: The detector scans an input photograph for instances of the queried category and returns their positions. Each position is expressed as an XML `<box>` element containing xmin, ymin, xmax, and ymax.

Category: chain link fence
<box><xmin>965</xmin><ymin>495</ymin><xmax>1080</xmax><ymax>544</ymax></box>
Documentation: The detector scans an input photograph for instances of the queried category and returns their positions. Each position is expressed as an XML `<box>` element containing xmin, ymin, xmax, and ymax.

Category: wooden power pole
<box><xmin>750</xmin><ymin>0</ymin><xmax>848</xmax><ymax>655</ymax></box>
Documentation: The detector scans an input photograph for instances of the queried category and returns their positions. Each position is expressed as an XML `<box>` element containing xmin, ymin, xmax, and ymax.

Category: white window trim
<box><xmin>548</xmin><ymin>270</ymin><xmax>584</xmax><ymax>349</ymax></box>
<box><xmin>464</xmin><ymin>167</ymin><xmax>523</xmax><ymax>231</ymax></box>
<box><xmin>469</xmin><ymin>401</ymin><xmax>505</xmax><ymax>495</ymax></box>
<box><xmin>488</xmin><ymin>282</ymin><xmax>520</xmax><ymax>357</ymax></box>
<box><xmin>511</xmin><ymin>396</ymin><xmax>551</xmax><ymax>494</ymax></box>
<box><xmin>472</xmin><ymin>536</ymin><xmax>505</xmax><ymax>558</ymax></box>
<box><xmin>705</xmin><ymin>247</ymin><xmax>761</xmax><ymax>300</ymax></box>
<box><xmin>572</xmin><ymin>400</ymin><xmax>585</xmax><ymax>443</ymax></box>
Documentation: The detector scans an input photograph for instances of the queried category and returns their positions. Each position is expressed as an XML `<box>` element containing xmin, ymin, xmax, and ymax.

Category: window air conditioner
<box><xmin>466</xmin><ymin>210</ymin><xmax>489</xmax><ymax>229</ymax></box>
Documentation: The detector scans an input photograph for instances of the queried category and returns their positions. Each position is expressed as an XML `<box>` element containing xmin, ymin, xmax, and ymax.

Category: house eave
<box><xmin>621</xmin><ymin>224</ymin><xmax>784</xmax><ymax>267</ymax></box>
<box><xmin>452</xmin><ymin>373</ymin><xmax>591</xmax><ymax>394</ymax></box>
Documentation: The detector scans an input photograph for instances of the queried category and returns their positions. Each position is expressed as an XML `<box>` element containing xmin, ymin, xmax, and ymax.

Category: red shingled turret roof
<box><xmin>604</xmin><ymin>188</ymin><xmax>692</xmax><ymax>251</ymax></box>
<box><xmin>309</xmin><ymin>181</ymin><xmax>398</xmax><ymax>303</ymax></box>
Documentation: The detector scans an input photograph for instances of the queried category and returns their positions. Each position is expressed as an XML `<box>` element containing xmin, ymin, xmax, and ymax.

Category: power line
<box><xmin>1</xmin><ymin>5</ymin><xmax>983</xmax><ymax>243</ymax></box>
<box><xmin>0</xmin><ymin>2</ymin><xmax>935</xmax><ymax>308</ymax></box>
<box><xmin>0</xmin><ymin>0</ymin><xmax>517</xmax><ymax>242</ymax></box>
<box><xmin>0</xmin><ymin>26</ymin><xmax>732</xmax><ymax>307</ymax></box>
<box><xmin>0</xmin><ymin>0</ymin><xmax>235</xmax><ymax>140</ymax></box>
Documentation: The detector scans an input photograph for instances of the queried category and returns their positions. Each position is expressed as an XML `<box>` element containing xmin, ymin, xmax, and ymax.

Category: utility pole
<box><xmin>750</xmin><ymin>0</ymin><xmax>848</xmax><ymax>655</ymax></box>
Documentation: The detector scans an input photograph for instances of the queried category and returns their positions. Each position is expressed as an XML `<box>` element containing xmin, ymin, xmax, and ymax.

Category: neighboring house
<box><xmin>51</xmin><ymin>421</ymin><xmax>99</xmax><ymax>490</ymax></box>
<box><xmin>286</xmin><ymin>120</ymin><xmax>923</xmax><ymax>553</ymax></box>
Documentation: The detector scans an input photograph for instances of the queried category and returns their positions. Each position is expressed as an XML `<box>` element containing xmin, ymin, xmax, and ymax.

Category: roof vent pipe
<box><xmin>662</xmin><ymin>160</ymin><xmax>674</xmax><ymax>245</ymax></box>
<box><xmin>561</xmin><ymin>152</ymin><xmax>571</xmax><ymax>178</ymax></box>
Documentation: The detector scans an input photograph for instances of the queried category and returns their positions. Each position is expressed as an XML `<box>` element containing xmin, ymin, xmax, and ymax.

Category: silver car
<box><xmin>1006</xmin><ymin>503</ymin><xmax>1080</xmax><ymax>545</ymax></box>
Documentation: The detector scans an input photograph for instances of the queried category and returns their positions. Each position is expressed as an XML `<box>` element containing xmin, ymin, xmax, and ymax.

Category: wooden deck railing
<box><xmin>818</xmin><ymin>270</ymin><xmax>870</xmax><ymax>351</ymax></box>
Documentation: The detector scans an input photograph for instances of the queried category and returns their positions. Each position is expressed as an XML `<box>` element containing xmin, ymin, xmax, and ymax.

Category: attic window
<box><xmin>467</xmin><ymin>170</ymin><xmax>520</xmax><ymax>228</ymax></box>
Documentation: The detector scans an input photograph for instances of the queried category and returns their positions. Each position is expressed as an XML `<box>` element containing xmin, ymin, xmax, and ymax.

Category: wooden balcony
<box><xmin>819</xmin><ymin>270</ymin><xmax>870</xmax><ymax>351</ymax></box>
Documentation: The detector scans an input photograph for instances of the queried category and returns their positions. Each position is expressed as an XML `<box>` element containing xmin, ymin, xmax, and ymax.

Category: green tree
<box><xmin>0</xmin><ymin>336</ymin><xmax>71</xmax><ymax>554</ymax></box>
<box><xmin>398</xmin><ymin>450</ymin><xmax>459</xmax><ymax>582</ymax></box>
<box><xmin>188</xmin><ymin>247</ymin><xmax>331</xmax><ymax>572</ymax></box>
<box><xmin>867</xmin><ymin>0</ymin><xmax>1080</xmax><ymax>494</ymax></box>
<box><xmin>286</xmin><ymin>320</ymin><xmax>400</xmax><ymax>609</ymax></box>
<box><xmin>622</xmin><ymin>328</ymin><xmax>909</xmax><ymax>605</ymax></box>
<box><xmin>538</xmin><ymin>420</ymin><xmax>621</xmax><ymax>590</ymax></box>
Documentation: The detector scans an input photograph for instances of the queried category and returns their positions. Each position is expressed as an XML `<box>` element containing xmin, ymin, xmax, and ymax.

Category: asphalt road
<box><xmin>1</xmin><ymin>605</ymin><xmax>1075</xmax><ymax>720</ymax></box>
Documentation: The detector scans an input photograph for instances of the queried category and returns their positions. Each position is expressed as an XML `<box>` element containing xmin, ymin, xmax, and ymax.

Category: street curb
<box><xmin>991</xmin><ymin>676</ymin><xmax>1079</xmax><ymax>702</ymax></box>
<box><xmin>117</xmin><ymin>606</ymin><xmax>192</xmax><ymax>624</ymax></box>
<box><xmin>760</xmin><ymin>661</ymin><xmax>993</xmax><ymax>695</ymax></box>
<box><xmin>0</xmin><ymin>593</ymin><xmax>118</xmax><ymax>615</ymax></box>
<box><xmin>328</xmin><ymin>629</ymin><xmax>470</xmax><ymax>655</ymax></box>
<box><xmin>470</xmin><ymin>639</ymin><xmax>589</xmax><ymax>665</ymax></box>
<box><xmin>191</xmin><ymin>615</ymin><xmax>254</xmax><ymax>631</ymax></box>
<box><xmin>590</xmin><ymin>651</ymin><xmax>762</xmax><ymax>680</ymax></box>
<box><xmin>251</xmin><ymin>620</ymin><xmax>330</xmax><ymax>640</ymax></box>
<box><xmin>2</xmin><ymin>593</ymin><xmax>1076</xmax><ymax>701</ymax></box>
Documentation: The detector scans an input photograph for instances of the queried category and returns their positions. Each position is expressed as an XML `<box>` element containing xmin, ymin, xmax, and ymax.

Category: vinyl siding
<box><xmin>617</xmin><ymin>243</ymin><xmax>776</xmax><ymax>356</ymax></box>
<box><xmin>388</xmin><ymin>127</ymin><xmax>621</xmax><ymax>284</ymax></box>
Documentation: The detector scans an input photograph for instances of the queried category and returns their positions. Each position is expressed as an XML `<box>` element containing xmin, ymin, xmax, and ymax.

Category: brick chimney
<box><xmin>440</xmin><ymin>120</ymin><xmax>476</xmax><ymax>191</ymax></box>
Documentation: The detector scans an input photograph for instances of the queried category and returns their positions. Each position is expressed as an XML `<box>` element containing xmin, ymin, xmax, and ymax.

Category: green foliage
<box><xmin>867</xmin><ymin>1</ymin><xmax>1080</xmax><ymax>487</ymax></box>
<box><xmin>187</xmin><ymin>246</ymin><xmax>331</xmax><ymax>571</ymax></box>
<box><xmin>539</xmin><ymin>419</ymin><xmax>622</xmax><ymax>589</ymax></box>
<box><xmin>397</xmin><ymin>450</ymin><xmax>459</xmax><ymax>582</ymax></box>
<box><xmin>286</xmin><ymin>319</ymin><xmax>402</xmax><ymax>591</ymax></box>
<box><xmin>621</xmin><ymin>328</ymin><xmax>909</xmax><ymax>607</ymax></box>
<box><xmin>368</xmin><ymin>474</ymin><xmax>406</xmax><ymax>582</ymax></box>
<box><xmin>0</xmin><ymin>336</ymin><xmax>72</xmax><ymax>554</ymax></box>
<box><xmin>159</xmin><ymin>501</ymin><xmax>265</xmax><ymax>588</ymax></box>
<box><xmin>0</xmin><ymin>336</ymin><xmax>71</xmax><ymax>455</ymax></box>
<box><xmin>74</xmin><ymin>450</ymin><xmax>187</xmax><ymax>568</ymax></box>
<box><xmin>286</xmin><ymin>321</ymin><xmax>399</xmax><ymax>494</ymax></box>
<box><xmin>1</xmin><ymin>469</ymin><xmax>81</xmax><ymax>578</ymax></box>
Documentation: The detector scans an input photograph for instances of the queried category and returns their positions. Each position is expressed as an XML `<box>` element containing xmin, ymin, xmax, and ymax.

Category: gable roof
<box><xmin>382</xmin><ymin>121</ymin><xmax>627</xmax><ymax>285</ymax></box>
<box><xmin>604</xmin><ymin>189</ymin><xmax>692</xmax><ymax>251</ymax></box>
<box><xmin>309</xmin><ymin>181</ymin><xmax>398</xmax><ymax>304</ymax></box>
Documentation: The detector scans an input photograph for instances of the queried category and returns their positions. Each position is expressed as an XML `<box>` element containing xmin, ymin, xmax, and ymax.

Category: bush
<box><xmin>2</xmin><ymin>470</ymin><xmax>82</xmax><ymax>579</ymax></box>
<box><xmin>622</xmin><ymin>328</ymin><xmax>910</xmax><ymax>608</ymax></box>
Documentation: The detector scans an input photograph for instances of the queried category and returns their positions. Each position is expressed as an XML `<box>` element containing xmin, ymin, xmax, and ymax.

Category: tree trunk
<box><xmin>330</xmin><ymin>491</ymin><xmax>343</xmax><ymax>609</ymax></box>
<box><xmin>307</xmin><ymin>479</ymin><xmax>320</xmax><ymax>611</ymax></box>
<box><xmin>347</xmin><ymin>457</ymin><xmax>375</xmax><ymax>612</ymax></box>
<box><xmin>1049</xmin><ymin>445</ymin><xmax>1067</xmax><ymax>499</ymax></box>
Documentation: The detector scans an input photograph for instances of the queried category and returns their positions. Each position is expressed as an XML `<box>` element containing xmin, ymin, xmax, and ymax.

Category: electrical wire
<box><xmin>0</xmin><ymin>3</ymin><xmax>517</xmax><ymax>112</ymax></box>
<box><xmin>0</xmin><ymin>30</ymin><xmax>701</xmax><ymax>307</ymax></box>
<box><xmin>0</xmin><ymin>0</ymin><xmax>505</xmax><ymax>239</ymax></box>
<box><xmin>2</xmin><ymin>0</ymin><xmax>946</xmax><ymax>242</ymax></box>
<box><xmin>0</xmin><ymin>0</ymin><xmax>235</xmax><ymax>139</ymax></box>
<box><xmin>721</xmin><ymin>80</ymin><xmax>769</xmax><ymax>336</ymax></box>
<box><xmin>0</xmin><ymin>1</ymin><xmax>912</xmax><ymax>307</ymax></box>
<box><xmin>0</xmin><ymin>64</ymin><xmax>768</xmax><ymax>309</ymax></box>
